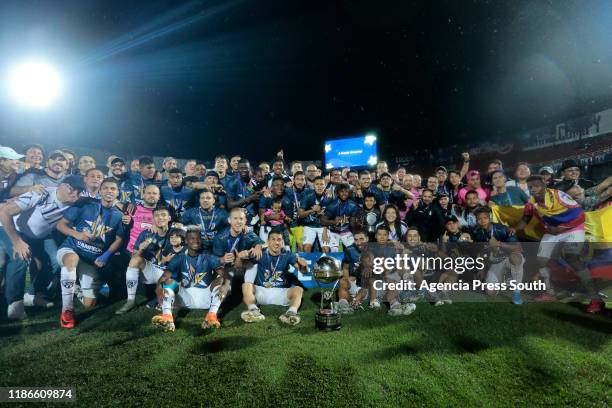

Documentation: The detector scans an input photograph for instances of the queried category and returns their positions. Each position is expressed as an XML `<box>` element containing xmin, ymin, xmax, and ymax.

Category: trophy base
<box><xmin>315</xmin><ymin>311</ymin><xmax>341</xmax><ymax>331</ymax></box>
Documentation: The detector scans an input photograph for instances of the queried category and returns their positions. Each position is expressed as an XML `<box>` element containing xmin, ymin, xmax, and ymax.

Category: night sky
<box><xmin>1</xmin><ymin>0</ymin><xmax>612</xmax><ymax>163</ymax></box>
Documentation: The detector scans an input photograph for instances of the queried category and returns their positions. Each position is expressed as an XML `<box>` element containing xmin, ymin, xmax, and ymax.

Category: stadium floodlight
<box><xmin>364</xmin><ymin>134</ymin><xmax>377</xmax><ymax>145</ymax></box>
<box><xmin>8</xmin><ymin>61</ymin><xmax>61</xmax><ymax>108</ymax></box>
<box><xmin>367</xmin><ymin>155</ymin><xmax>377</xmax><ymax>166</ymax></box>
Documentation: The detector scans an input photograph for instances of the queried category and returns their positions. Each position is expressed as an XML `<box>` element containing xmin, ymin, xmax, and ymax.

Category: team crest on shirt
<box><xmin>85</xmin><ymin>215</ymin><xmax>114</xmax><ymax>242</ymax></box>
<box><xmin>558</xmin><ymin>190</ymin><xmax>578</xmax><ymax>206</ymax></box>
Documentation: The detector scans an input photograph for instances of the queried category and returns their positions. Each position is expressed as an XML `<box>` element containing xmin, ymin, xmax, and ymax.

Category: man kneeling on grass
<box><xmin>241</xmin><ymin>229</ymin><xmax>308</xmax><ymax>326</ymax></box>
<box><xmin>151</xmin><ymin>230</ymin><xmax>230</xmax><ymax>332</ymax></box>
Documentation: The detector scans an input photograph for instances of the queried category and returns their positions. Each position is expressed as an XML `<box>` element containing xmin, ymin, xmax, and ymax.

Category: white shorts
<box><xmin>176</xmin><ymin>286</ymin><xmax>212</xmax><ymax>309</ymax></box>
<box><xmin>537</xmin><ymin>229</ymin><xmax>585</xmax><ymax>260</ymax></box>
<box><xmin>486</xmin><ymin>254</ymin><xmax>525</xmax><ymax>284</ymax></box>
<box><xmin>328</xmin><ymin>231</ymin><xmax>354</xmax><ymax>252</ymax></box>
<box><xmin>302</xmin><ymin>226</ymin><xmax>327</xmax><ymax>246</ymax></box>
<box><xmin>56</xmin><ymin>247</ymin><xmax>100</xmax><ymax>298</ymax></box>
<box><xmin>141</xmin><ymin>260</ymin><xmax>164</xmax><ymax>284</ymax></box>
<box><xmin>254</xmin><ymin>286</ymin><xmax>290</xmax><ymax>306</ymax></box>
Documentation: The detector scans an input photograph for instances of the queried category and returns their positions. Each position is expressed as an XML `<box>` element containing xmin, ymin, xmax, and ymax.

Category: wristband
<box><xmin>96</xmin><ymin>250</ymin><xmax>113</xmax><ymax>264</ymax></box>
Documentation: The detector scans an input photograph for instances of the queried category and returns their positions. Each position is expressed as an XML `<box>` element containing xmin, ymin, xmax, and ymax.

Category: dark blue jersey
<box><xmin>299</xmin><ymin>191</ymin><xmax>332</xmax><ymax>227</ymax></box>
<box><xmin>181</xmin><ymin>207</ymin><xmax>228</xmax><ymax>250</ymax></box>
<box><xmin>60</xmin><ymin>202</ymin><xmax>125</xmax><ymax>263</ymax></box>
<box><xmin>259</xmin><ymin>192</ymin><xmax>294</xmax><ymax>223</ymax></box>
<box><xmin>167</xmin><ymin>251</ymin><xmax>221</xmax><ymax>289</ymax></box>
<box><xmin>120</xmin><ymin>171</ymin><xmax>162</xmax><ymax>204</ymax></box>
<box><xmin>212</xmin><ymin>228</ymin><xmax>264</xmax><ymax>257</ymax></box>
<box><xmin>133</xmin><ymin>230</ymin><xmax>173</xmax><ymax>268</ymax></box>
<box><xmin>471</xmin><ymin>223</ymin><xmax>518</xmax><ymax>243</ymax></box>
<box><xmin>226</xmin><ymin>178</ymin><xmax>259</xmax><ymax>220</ymax></box>
<box><xmin>285</xmin><ymin>187</ymin><xmax>311</xmax><ymax>227</ymax></box>
<box><xmin>324</xmin><ymin>198</ymin><xmax>360</xmax><ymax>233</ymax></box>
<box><xmin>252</xmin><ymin>249</ymin><xmax>298</xmax><ymax>288</ymax></box>
<box><xmin>160</xmin><ymin>185</ymin><xmax>194</xmax><ymax>220</ymax></box>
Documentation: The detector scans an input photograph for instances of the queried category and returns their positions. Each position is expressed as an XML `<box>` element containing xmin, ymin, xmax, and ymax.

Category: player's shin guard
<box><xmin>161</xmin><ymin>288</ymin><xmax>175</xmax><ymax>316</ymax></box>
<box><xmin>209</xmin><ymin>286</ymin><xmax>221</xmax><ymax>314</ymax></box>
<box><xmin>60</xmin><ymin>267</ymin><xmax>77</xmax><ymax>311</ymax></box>
<box><xmin>126</xmin><ymin>267</ymin><xmax>139</xmax><ymax>300</ymax></box>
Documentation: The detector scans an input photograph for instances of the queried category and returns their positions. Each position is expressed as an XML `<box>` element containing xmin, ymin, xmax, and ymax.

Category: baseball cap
<box><xmin>62</xmin><ymin>175</ymin><xmax>86</xmax><ymax>192</ymax></box>
<box><xmin>538</xmin><ymin>166</ymin><xmax>554</xmax><ymax>175</ymax></box>
<box><xmin>48</xmin><ymin>150</ymin><xmax>66</xmax><ymax>160</ymax></box>
<box><xmin>435</xmin><ymin>166</ymin><xmax>448</xmax><ymax>173</ymax></box>
<box><xmin>379</xmin><ymin>172</ymin><xmax>392</xmax><ymax>179</ymax></box>
<box><xmin>111</xmin><ymin>157</ymin><xmax>126</xmax><ymax>165</ymax></box>
<box><xmin>0</xmin><ymin>146</ymin><xmax>24</xmax><ymax>160</ymax></box>
<box><xmin>206</xmin><ymin>170</ymin><xmax>219</xmax><ymax>179</ymax></box>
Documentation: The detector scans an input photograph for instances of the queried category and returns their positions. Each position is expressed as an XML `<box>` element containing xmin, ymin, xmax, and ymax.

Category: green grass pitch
<box><xmin>1</xmin><ymin>292</ymin><xmax>610</xmax><ymax>407</ymax></box>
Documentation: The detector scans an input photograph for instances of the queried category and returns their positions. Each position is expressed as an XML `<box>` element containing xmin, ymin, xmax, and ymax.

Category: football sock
<box><xmin>210</xmin><ymin>286</ymin><xmax>221</xmax><ymax>314</ymax></box>
<box><xmin>338</xmin><ymin>298</ymin><xmax>349</xmax><ymax>306</ymax></box>
<box><xmin>162</xmin><ymin>288</ymin><xmax>175</xmax><ymax>316</ymax></box>
<box><xmin>538</xmin><ymin>266</ymin><xmax>553</xmax><ymax>294</ymax></box>
<box><xmin>60</xmin><ymin>267</ymin><xmax>77</xmax><ymax>312</ymax></box>
<box><xmin>288</xmin><ymin>306</ymin><xmax>298</xmax><ymax>314</ymax></box>
<box><xmin>247</xmin><ymin>303</ymin><xmax>258</xmax><ymax>311</ymax></box>
<box><xmin>126</xmin><ymin>267</ymin><xmax>139</xmax><ymax>300</ymax></box>
<box><xmin>390</xmin><ymin>300</ymin><xmax>400</xmax><ymax>308</ymax></box>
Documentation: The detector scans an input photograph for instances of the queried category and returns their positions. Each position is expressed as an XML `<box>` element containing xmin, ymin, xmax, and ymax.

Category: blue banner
<box><xmin>289</xmin><ymin>252</ymin><xmax>345</xmax><ymax>288</ymax></box>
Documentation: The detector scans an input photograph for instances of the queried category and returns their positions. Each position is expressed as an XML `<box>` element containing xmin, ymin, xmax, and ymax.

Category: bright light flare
<box><xmin>8</xmin><ymin>62</ymin><xmax>61</xmax><ymax>108</ymax></box>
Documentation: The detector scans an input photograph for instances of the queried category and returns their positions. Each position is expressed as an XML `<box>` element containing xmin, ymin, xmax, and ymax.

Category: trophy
<box><xmin>312</xmin><ymin>256</ymin><xmax>343</xmax><ymax>331</ymax></box>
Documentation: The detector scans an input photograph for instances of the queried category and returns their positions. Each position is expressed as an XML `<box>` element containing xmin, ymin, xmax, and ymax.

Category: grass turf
<box><xmin>0</xmin><ymin>292</ymin><xmax>610</xmax><ymax>407</ymax></box>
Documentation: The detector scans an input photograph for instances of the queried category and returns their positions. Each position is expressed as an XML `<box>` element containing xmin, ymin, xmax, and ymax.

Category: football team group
<box><xmin>0</xmin><ymin>144</ymin><xmax>609</xmax><ymax>332</ymax></box>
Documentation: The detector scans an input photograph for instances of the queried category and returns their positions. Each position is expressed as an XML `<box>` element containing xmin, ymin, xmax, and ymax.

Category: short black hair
<box><xmin>527</xmin><ymin>175</ymin><xmax>545</xmax><ymax>184</ymax></box>
<box><xmin>85</xmin><ymin>167</ymin><xmax>104</xmax><ymax>177</ymax></box>
<box><xmin>168</xmin><ymin>168</ymin><xmax>183</xmax><ymax>175</ymax></box>
<box><xmin>139</xmin><ymin>156</ymin><xmax>155</xmax><ymax>166</ymax></box>
<box><xmin>375</xmin><ymin>224</ymin><xmax>390</xmax><ymax>233</ymax></box>
<box><xmin>465</xmin><ymin>190</ymin><xmax>479</xmax><ymax>198</ymax></box>
<box><xmin>335</xmin><ymin>183</ymin><xmax>351</xmax><ymax>193</ymax></box>
<box><xmin>271</xmin><ymin>176</ymin><xmax>285</xmax><ymax>184</ymax></box>
<box><xmin>422</xmin><ymin>188</ymin><xmax>435</xmax><ymax>195</ymax></box>
<box><xmin>100</xmin><ymin>177</ymin><xmax>118</xmax><ymax>188</ymax></box>
<box><xmin>313</xmin><ymin>176</ymin><xmax>325</xmax><ymax>183</ymax></box>
<box><xmin>473</xmin><ymin>206</ymin><xmax>492</xmax><ymax>217</ymax></box>
<box><xmin>293</xmin><ymin>170</ymin><xmax>305</xmax><ymax>177</ymax></box>
<box><xmin>267</xmin><ymin>228</ymin><xmax>284</xmax><ymax>240</ymax></box>
<box><xmin>153</xmin><ymin>206</ymin><xmax>170</xmax><ymax>215</ymax></box>
<box><xmin>359</xmin><ymin>170</ymin><xmax>371</xmax><ymax>177</ymax></box>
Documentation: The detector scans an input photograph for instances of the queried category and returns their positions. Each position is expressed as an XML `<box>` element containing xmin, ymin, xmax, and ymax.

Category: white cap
<box><xmin>0</xmin><ymin>146</ymin><xmax>24</xmax><ymax>160</ymax></box>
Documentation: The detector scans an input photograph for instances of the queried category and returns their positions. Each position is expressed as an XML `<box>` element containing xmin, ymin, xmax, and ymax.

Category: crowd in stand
<box><xmin>0</xmin><ymin>143</ymin><xmax>610</xmax><ymax>331</ymax></box>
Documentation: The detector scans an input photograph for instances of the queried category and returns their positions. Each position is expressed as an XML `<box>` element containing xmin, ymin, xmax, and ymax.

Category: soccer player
<box><xmin>513</xmin><ymin>176</ymin><xmax>603</xmax><ymax>312</ymax></box>
<box><xmin>471</xmin><ymin>207</ymin><xmax>524</xmax><ymax>305</ymax></box>
<box><xmin>212</xmin><ymin>208</ymin><xmax>263</xmax><ymax>264</ymax></box>
<box><xmin>181</xmin><ymin>189</ymin><xmax>228</xmax><ymax>252</ymax></box>
<box><xmin>286</xmin><ymin>170</ymin><xmax>310</xmax><ymax>251</ymax></box>
<box><xmin>160</xmin><ymin>168</ymin><xmax>194</xmax><ymax>220</ymax></box>
<box><xmin>406</xmin><ymin>189</ymin><xmax>445</xmax><ymax>242</ymax></box>
<box><xmin>258</xmin><ymin>176</ymin><xmax>293</xmax><ymax>242</ymax></box>
<box><xmin>240</xmin><ymin>230</ymin><xmax>308</xmax><ymax>325</ymax></box>
<box><xmin>55</xmin><ymin>178</ymin><xmax>126</xmax><ymax>328</ymax></box>
<box><xmin>362</xmin><ymin>225</ymin><xmax>416</xmax><ymax>316</ymax></box>
<box><xmin>151</xmin><ymin>230</ymin><xmax>230</xmax><ymax>332</ymax></box>
<box><xmin>489</xmin><ymin>170</ymin><xmax>529</xmax><ymax>206</ymax></box>
<box><xmin>321</xmin><ymin>183</ymin><xmax>361</xmax><ymax>252</ymax></box>
<box><xmin>124</xmin><ymin>184</ymin><xmax>160</xmax><ymax>253</ymax></box>
<box><xmin>299</xmin><ymin>176</ymin><xmax>332</xmax><ymax>252</ymax></box>
<box><xmin>0</xmin><ymin>176</ymin><xmax>83</xmax><ymax>319</ymax></box>
<box><xmin>352</xmin><ymin>170</ymin><xmax>383</xmax><ymax>207</ymax></box>
<box><xmin>337</xmin><ymin>230</ymin><xmax>369</xmax><ymax>314</ymax></box>
<box><xmin>122</xmin><ymin>156</ymin><xmax>161</xmax><ymax>204</ymax></box>
<box><xmin>116</xmin><ymin>206</ymin><xmax>174</xmax><ymax>314</ymax></box>
<box><xmin>226</xmin><ymin>159</ymin><xmax>263</xmax><ymax>225</ymax></box>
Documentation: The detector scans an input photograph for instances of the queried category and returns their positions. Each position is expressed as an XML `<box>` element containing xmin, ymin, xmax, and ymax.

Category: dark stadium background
<box><xmin>2</xmin><ymin>0</ymin><xmax>612</xmax><ymax>164</ymax></box>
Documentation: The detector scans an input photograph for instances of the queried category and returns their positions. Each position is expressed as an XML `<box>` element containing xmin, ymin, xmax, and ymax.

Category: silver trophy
<box><xmin>312</xmin><ymin>256</ymin><xmax>343</xmax><ymax>331</ymax></box>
